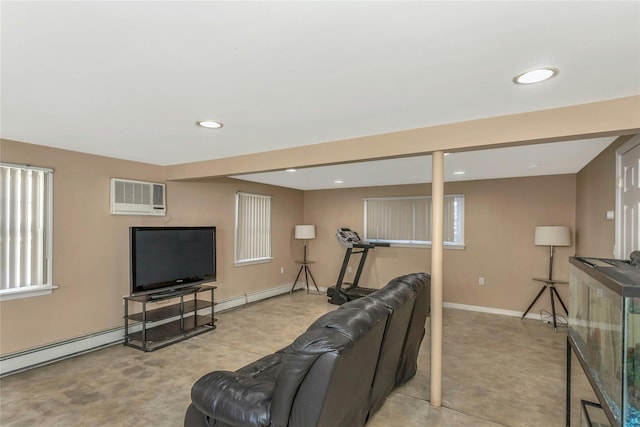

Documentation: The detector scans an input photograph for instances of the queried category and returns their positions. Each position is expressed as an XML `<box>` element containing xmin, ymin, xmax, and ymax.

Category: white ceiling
<box><xmin>1</xmin><ymin>1</ymin><xmax>639</xmax><ymax>189</ymax></box>
<box><xmin>232</xmin><ymin>137</ymin><xmax>616</xmax><ymax>190</ymax></box>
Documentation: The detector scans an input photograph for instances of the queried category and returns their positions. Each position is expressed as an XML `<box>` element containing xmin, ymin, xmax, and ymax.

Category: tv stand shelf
<box><xmin>123</xmin><ymin>285</ymin><xmax>217</xmax><ymax>352</ymax></box>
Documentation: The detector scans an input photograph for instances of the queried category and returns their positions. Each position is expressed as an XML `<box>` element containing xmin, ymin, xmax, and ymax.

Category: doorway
<box><xmin>616</xmin><ymin>134</ymin><xmax>640</xmax><ymax>259</ymax></box>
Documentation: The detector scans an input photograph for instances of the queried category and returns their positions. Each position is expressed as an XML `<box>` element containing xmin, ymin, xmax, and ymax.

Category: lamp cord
<box><xmin>539</xmin><ymin>309</ymin><xmax>568</xmax><ymax>327</ymax></box>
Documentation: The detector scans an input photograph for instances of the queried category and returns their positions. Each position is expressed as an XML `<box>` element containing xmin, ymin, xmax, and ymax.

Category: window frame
<box><xmin>0</xmin><ymin>163</ymin><xmax>56</xmax><ymax>301</ymax></box>
<box><xmin>363</xmin><ymin>194</ymin><xmax>465</xmax><ymax>249</ymax></box>
<box><xmin>234</xmin><ymin>191</ymin><xmax>273</xmax><ymax>266</ymax></box>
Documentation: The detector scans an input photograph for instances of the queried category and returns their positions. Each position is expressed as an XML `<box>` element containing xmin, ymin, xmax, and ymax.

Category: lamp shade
<box><xmin>534</xmin><ymin>226</ymin><xmax>571</xmax><ymax>246</ymax></box>
<box><xmin>295</xmin><ymin>225</ymin><xmax>316</xmax><ymax>240</ymax></box>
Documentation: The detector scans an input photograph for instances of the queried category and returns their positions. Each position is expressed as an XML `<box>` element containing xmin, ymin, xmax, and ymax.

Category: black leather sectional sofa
<box><xmin>184</xmin><ymin>272</ymin><xmax>431</xmax><ymax>427</ymax></box>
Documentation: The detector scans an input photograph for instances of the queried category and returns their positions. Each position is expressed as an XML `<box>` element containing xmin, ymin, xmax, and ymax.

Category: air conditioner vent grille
<box><xmin>114</xmin><ymin>180</ymin><xmax>152</xmax><ymax>205</ymax></box>
<box><xmin>110</xmin><ymin>178</ymin><xmax>166</xmax><ymax>216</ymax></box>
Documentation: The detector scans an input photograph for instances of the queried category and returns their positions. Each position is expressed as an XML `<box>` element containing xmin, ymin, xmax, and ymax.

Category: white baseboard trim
<box><xmin>1</xmin><ymin>287</ymin><xmax>546</xmax><ymax>377</ymax></box>
<box><xmin>0</xmin><ymin>327</ymin><xmax>124</xmax><ymax>378</ymax></box>
<box><xmin>1</xmin><ymin>281</ymin><xmax>302</xmax><ymax>378</ymax></box>
<box><xmin>443</xmin><ymin>301</ymin><xmax>560</xmax><ymax>322</ymax></box>
<box><xmin>215</xmin><ymin>282</ymin><xmax>311</xmax><ymax>312</ymax></box>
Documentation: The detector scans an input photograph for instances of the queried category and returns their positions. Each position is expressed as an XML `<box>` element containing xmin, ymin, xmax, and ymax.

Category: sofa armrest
<box><xmin>190</xmin><ymin>370</ymin><xmax>274</xmax><ymax>427</ymax></box>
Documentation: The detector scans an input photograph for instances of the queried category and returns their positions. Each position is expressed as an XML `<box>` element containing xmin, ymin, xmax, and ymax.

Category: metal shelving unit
<box><xmin>123</xmin><ymin>285</ymin><xmax>216</xmax><ymax>351</ymax></box>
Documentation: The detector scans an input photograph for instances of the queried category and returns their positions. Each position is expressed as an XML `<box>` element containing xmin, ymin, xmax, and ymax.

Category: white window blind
<box><xmin>364</xmin><ymin>194</ymin><xmax>465</xmax><ymax>247</ymax></box>
<box><xmin>0</xmin><ymin>163</ymin><xmax>54</xmax><ymax>294</ymax></box>
<box><xmin>235</xmin><ymin>192</ymin><xmax>272</xmax><ymax>265</ymax></box>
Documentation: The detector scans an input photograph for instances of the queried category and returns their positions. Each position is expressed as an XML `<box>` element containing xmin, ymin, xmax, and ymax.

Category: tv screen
<box><xmin>130</xmin><ymin>226</ymin><xmax>216</xmax><ymax>296</ymax></box>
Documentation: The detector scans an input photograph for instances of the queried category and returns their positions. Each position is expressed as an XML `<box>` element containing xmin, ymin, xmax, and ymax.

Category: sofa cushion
<box><xmin>190</xmin><ymin>369</ymin><xmax>274</xmax><ymax>427</ymax></box>
<box><xmin>392</xmin><ymin>272</ymin><xmax>431</xmax><ymax>385</ymax></box>
<box><xmin>271</xmin><ymin>306</ymin><xmax>387</xmax><ymax>427</ymax></box>
<box><xmin>269</xmin><ymin>327</ymin><xmax>353</xmax><ymax>427</ymax></box>
<box><xmin>189</xmin><ymin>350</ymin><xmax>291</xmax><ymax>427</ymax></box>
<box><xmin>236</xmin><ymin>352</ymin><xmax>284</xmax><ymax>381</ymax></box>
<box><xmin>309</xmin><ymin>301</ymin><xmax>389</xmax><ymax>335</ymax></box>
<box><xmin>363</xmin><ymin>283</ymin><xmax>417</xmax><ymax>416</ymax></box>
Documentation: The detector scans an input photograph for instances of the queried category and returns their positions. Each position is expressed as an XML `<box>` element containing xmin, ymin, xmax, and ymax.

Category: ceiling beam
<box><xmin>165</xmin><ymin>95</ymin><xmax>640</xmax><ymax>181</ymax></box>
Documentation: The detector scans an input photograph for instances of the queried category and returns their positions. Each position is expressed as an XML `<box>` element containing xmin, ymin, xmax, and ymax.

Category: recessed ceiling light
<box><xmin>513</xmin><ymin>67</ymin><xmax>559</xmax><ymax>84</ymax></box>
<box><xmin>285</xmin><ymin>168</ymin><xmax>296</xmax><ymax>173</ymax></box>
<box><xmin>197</xmin><ymin>120</ymin><xmax>223</xmax><ymax>129</ymax></box>
<box><xmin>334</xmin><ymin>180</ymin><xmax>344</xmax><ymax>184</ymax></box>
<box><xmin>453</xmin><ymin>171</ymin><xmax>466</xmax><ymax>175</ymax></box>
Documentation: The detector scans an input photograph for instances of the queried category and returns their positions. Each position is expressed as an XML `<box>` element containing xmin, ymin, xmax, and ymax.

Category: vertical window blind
<box><xmin>364</xmin><ymin>195</ymin><xmax>464</xmax><ymax>246</ymax></box>
<box><xmin>443</xmin><ymin>195</ymin><xmax>464</xmax><ymax>245</ymax></box>
<box><xmin>235</xmin><ymin>192</ymin><xmax>272</xmax><ymax>264</ymax></box>
<box><xmin>0</xmin><ymin>163</ymin><xmax>53</xmax><ymax>291</ymax></box>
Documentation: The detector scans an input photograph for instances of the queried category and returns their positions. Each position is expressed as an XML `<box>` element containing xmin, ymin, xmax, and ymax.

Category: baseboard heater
<box><xmin>0</xmin><ymin>327</ymin><xmax>123</xmax><ymax>378</ymax></box>
<box><xmin>0</xmin><ymin>282</ymin><xmax>310</xmax><ymax>377</ymax></box>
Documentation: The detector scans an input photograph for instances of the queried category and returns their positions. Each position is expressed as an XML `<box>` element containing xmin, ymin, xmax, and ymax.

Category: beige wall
<box><xmin>0</xmin><ymin>132</ymin><xmax>627</xmax><ymax>356</ymax></box>
<box><xmin>304</xmin><ymin>174</ymin><xmax>576</xmax><ymax>313</ymax></box>
<box><xmin>575</xmin><ymin>135</ymin><xmax>633</xmax><ymax>258</ymax></box>
<box><xmin>0</xmin><ymin>139</ymin><xmax>304</xmax><ymax>355</ymax></box>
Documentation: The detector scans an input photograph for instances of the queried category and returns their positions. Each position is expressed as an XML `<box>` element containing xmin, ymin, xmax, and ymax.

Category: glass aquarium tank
<box><xmin>569</xmin><ymin>256</ymin><xmax>640</xmax><ymax>427</ymax></box>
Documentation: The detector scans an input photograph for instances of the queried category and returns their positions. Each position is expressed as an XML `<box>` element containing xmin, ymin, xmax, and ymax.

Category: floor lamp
<box><xmin>290</xmin><ymin>225</ymin><xmax>320</xmax><ymax>293</ymax></box>
<box><xmin>521</xmin><ymin>225</ymin><xmax>571</xmax><ymax>331</ymax></box>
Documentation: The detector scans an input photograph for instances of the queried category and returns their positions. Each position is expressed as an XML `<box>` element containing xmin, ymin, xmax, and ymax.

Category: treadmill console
<box><xmin>336</xmin><ymin>227</ymin><xmax>365</xmax><ymax>248</ymax></box>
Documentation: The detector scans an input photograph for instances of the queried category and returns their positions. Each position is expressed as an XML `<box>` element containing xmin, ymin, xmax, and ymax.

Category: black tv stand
<box><xmin>123</xmin><ymin>284</ymin><xmax>216</xmax><ymax>352</ymax></box>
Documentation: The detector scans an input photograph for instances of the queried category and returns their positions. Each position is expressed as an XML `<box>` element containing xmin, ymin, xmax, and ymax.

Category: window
<box><xmin>235</xmin><ymin>192</ymin><xmax>272</xmax><ymax>265</ymax></box>
<box><xmin>364</xmin><ymin>194</ymin><xmax>465</xmax><ymax>248</ymax></box>
<box><xmin>0</xmin><ymin>163</ymin><xmax>55</xmax><ymax>300</ymax></box>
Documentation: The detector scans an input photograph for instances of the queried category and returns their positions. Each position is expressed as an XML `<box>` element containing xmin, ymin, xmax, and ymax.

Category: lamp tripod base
<box><xmin>289</xmin><ymin>241</ymin><xmax>320</xmax><ymax>294</ymax></box>
<box><xmin>290</xmin><ymin>263</ymin><xmax>320</xmax><ymax>294</ymax></box>
<box><xmin>521</xmin><ymin>279</ymin><xmax>568</xmax><ymax>332</ymax></box>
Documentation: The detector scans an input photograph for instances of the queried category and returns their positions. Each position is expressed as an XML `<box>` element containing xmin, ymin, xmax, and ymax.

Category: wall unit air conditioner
<box><xmin>110</xmin><ymin>178</ymin><xmax>166</xmax><ymax>216</ymax></box>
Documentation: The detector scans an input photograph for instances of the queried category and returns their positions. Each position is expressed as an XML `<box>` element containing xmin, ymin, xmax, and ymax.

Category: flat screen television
<box><xmin>130</xmin><ymin>226</ymin><xmax>216</xmax><ymax>296</ymax></box>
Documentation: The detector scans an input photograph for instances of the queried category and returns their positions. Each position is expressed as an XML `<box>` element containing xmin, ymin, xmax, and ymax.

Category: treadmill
<box><xmin>327</xmin><ymin>228</ymin><xmax>390</xmax><ymax>305</ymax></box>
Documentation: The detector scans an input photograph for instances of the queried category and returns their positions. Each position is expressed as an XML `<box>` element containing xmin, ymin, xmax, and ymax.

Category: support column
<box><xmin>430</xmin><ymin>150</ymin><xmax>444</xmax><ymax>408</ymax></box>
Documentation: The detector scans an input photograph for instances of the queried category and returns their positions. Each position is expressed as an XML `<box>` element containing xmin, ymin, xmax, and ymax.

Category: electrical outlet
<box><xmin>280</xmin><ymin>267</ymin><xmax>284</xmax><ymax>274</ymax></box>
<box><xmin>348</xmin><ymin>266</ymin><xmax>353</xmax><ymax>273</ymax></box>
<box><xmin>478</xmin><ymin>277</ymin><xmax>485</xmax><ymax>285</ymax></box>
